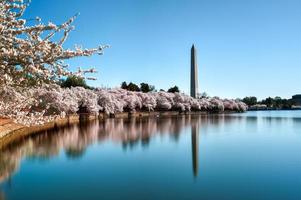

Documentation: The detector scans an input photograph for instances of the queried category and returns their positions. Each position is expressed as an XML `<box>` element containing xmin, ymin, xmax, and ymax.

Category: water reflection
<box><xmin>0</xmin><ymin>191</ymin><xmax>4</xmax><ymax>200</ymax></box>
<box><xmin>0</xmin><ymin>116</ymin><xmax>200</xmax><ymax>184</ymax></box>
<box><xmin>1</xmin><ymin>111</ymin><xmax>301</xmax><ymax>200</ymax></box>
<box><xmin>0</xmin><ymin>114</ymin><xmax>279</xmax><ymax>186</ymax></box>
<box><xmin>191</xmin><ymin>122</ymin><xmax>199</xmax><ymax>177</ymax></box>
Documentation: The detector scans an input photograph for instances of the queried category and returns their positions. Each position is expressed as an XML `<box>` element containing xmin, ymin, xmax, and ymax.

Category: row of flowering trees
<box><xmin>0</xmin><ymin>85</ymin><xmax>247</xmax><ymax>126</ymax></box>
<box><xmin>0</xmin><ymin>0</ymin><xmax>247</xmax><ymax>126</ymax></box>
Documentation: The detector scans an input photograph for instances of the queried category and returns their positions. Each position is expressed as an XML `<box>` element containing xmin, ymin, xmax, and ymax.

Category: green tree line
<box><xmin>242</xmin><ymin>96</ymin><xmax>295</xmax><ymax>109</ymax></box>
<box><xmin>121</xmin><ymin>82</ymin><xmax>180</xmax><ymax>93</ymax></box>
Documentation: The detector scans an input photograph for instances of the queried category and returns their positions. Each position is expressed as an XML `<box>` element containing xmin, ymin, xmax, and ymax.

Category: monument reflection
<box><xmin>191</xmin><ymin>122</ymin><xmax>199</xmax><ymax>177</ymax></box>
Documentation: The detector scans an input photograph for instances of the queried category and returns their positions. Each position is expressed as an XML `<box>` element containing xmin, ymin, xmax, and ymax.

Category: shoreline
<box><xmin>247</xmin><ymin>108</ymin><xmax>301</xmax><ymax>111</ymax></box>
<box><xmin>4</xmin><ymin>109</ymin><xmax>296</xmax><ymax>149</ymax></box>
<box><xmin>0</xmin><ymin>111</ymin><xmax>215</xmax><ymax>149</ymax></box>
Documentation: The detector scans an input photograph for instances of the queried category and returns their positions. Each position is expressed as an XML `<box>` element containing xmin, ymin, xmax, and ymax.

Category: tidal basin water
<box><xmin>1</xmin><ymin>111</ymin><xmax>301</xmax><ymax>200</ymax></box>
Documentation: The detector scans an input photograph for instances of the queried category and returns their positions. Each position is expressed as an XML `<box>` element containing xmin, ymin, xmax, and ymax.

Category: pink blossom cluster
<box><xmin>0</xmin><ymin>85</ymin><xmax>247</xmax><ymax>126</ymax></box>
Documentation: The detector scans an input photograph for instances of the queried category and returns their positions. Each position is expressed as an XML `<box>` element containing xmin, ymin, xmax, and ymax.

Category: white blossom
<box><xmin>0</xmin><ymin>0</ymin><xmax>108</xmax><ymax>87</ymax></box>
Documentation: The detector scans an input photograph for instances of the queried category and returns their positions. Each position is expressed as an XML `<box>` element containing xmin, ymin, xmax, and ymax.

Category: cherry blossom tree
<box><xmin>0</xmin><ymin>0</ymin><xmax>108</xmax><ymax>87</ymax></box>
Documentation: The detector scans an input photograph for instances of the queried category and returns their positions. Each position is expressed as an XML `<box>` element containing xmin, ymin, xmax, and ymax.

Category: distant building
<box><xmin>292</xmin><ymin>95</ymin><xmax>301</xmax><ymax>106</ymax></box>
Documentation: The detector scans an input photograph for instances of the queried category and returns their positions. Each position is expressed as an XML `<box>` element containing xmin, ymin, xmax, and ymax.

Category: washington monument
<box><xmin>190</xmin><ymin>44</ymin><xmax>199</xmax><ymax>98</ymax></box>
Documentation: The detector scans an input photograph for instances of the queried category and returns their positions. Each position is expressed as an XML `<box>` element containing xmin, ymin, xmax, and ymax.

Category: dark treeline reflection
<box><xmin>0</xmin><ymin>114</ymin><xmax>249</xmax><ymax>185</ymax></box>
<box><xmin>0</xmin><ymin>191</ymin><xmax>4</xmax><ymax>200</ymax></box>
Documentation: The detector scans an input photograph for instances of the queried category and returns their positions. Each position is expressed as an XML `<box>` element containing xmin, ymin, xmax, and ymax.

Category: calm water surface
<box><xmin>1</xmin><ymin>111</ymin><xmax>301</xmax><ymax>200</ymax></box>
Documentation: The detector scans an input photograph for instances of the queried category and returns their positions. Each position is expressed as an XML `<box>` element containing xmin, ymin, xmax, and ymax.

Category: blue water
<box><xmin>1</xmin><ymin>111</ymin><xmax>301</xmax><ymax>200</ymax></box>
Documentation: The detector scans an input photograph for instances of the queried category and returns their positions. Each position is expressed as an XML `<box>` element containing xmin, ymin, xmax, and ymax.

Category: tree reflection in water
<box><xmin>0</xmin><ymin>190</ymin><xmax>4</xmax><ymax>200</ymax></box>
<box><xmin>0</xmin><ymin>114</ymin><xmax>245</xmax><ymax>185</ymax></box>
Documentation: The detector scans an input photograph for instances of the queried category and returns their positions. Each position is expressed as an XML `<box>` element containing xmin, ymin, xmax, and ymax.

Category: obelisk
<box><xmin>190</xmin><ymin>44</ymin><xmax>199</xmax><ymax>98</ymax></box>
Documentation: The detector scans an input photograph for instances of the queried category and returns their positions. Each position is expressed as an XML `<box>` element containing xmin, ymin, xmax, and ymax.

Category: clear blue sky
<box><xmin>24</xmin><ymin>0</ymin><xmax>301</xmax><ymax>100</ymax></box>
